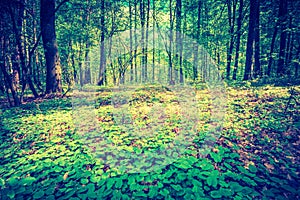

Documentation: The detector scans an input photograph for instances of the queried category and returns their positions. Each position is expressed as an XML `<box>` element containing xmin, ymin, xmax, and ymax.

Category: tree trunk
<box><xmin>226</xmin><ymin>0</ymin><xmax>237</xmax><ymax>80</ymax></box>
<box><xmin>134</xmin><ymin>0</ymin><xmax>138</xmax><ymax>83</ymax></box>
<box><xmin>152</xmin><ymin>0</ymin><xmax>155</xmax><ymax>82</ymax></box>
<box><xmin>41</xmin><ymin>0</ymin><xmax>62</xmax><ymax>94</ymax></box>
<box><xmin>232</xmin><ymin>0</ymin><xmax>243</xmax><ymax>80</ymax></box>
<box><xmin>176</xmin><ymin>0</ymin><xmax>183</xmax><ymax>83</ymax></box>
<box><xmin>243</xmin><ymin>0</ymin><xmax>256</xmax><ymax>80</ymax></box>
<box><xmin>129</xmin><ymin>0</ymin><xmax>133</xmax><ymax>82</ymax></box>
<box><xmin>98</xmin><ymin>0</ymin><xmax>106</xmax><ymax>86</ymax></box>
<box><xmin>277</xmin><ymin>0</ymin><xmax>288</xmax><ymax>76</ymax></box>
<box><xmin>168</xmin><ymin>0</ymin><xmax>174</xmax><ymax>85</ymax></box>
<box><xmin>145</xmin><ymin>0</ymin><xmax>150</xmax><ymax>82</ymax></box>
<box><xmin>253</xmin><ymin>0</ymin><xmax>260</xmax><ymax>78</ymax></box>
<box><xmin>193</xmin><ymin>0</ymin><xmax>202</xmax><ymax>81</ymax></box>
<box><xmin>267</xmin><ymin>25</ymin><xmax>278</xmax><ymax>76</ymax></box>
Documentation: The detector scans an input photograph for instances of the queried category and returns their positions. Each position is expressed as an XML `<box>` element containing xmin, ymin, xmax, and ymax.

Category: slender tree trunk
<box><xmin>193</xmin><ymin>0</ymin><xmax>202</xmax><ymax>81</ymax></box>
<box><xmin>84</xmin><ymin>3</ymin><xmax>91</xmax><ymax>84</ymax></box>
<box><xmin>0</xmin><ymin>35</ymin><xmax>20</xmax><ymax>106</ymax></box>
<box><xmin>145</xmin><ymin>0</ymin><xmax>150</xmax><ymax>82</ymax></box>
<box><xmin>243</xmin><ymin>0</ymin><xmax>256</xmax><ymax>80</ymax></box>
<box><xmin>129</xmin><ymin>0</ymin><xmax>134</xmax><ymax>82</ymax></box>
<box><xmin>140</xmin><ymin>0</ymin><xmax>146</xmax><ymax>82</ymax></box>
<box><xmin>267</xmin><ymin>26</ymin><xmax>278</xmax><ymax>76</ymax></box>
<box><xmin>285</xmin><ymin>16</ymin><xmax>293</xmax><ymax>75</ymax></box>
<box><xmin>152</xmin><ymin>0</ymin><xmax>156</xmax><ymax>82</ymax></box>
<box><xmin>277</xmin><ymin>0</ymin><xmax>288</xmax><ymax>76</ymax></box>
<box><xmin>98</xmin><ymin>0</ymin><xmax>106</xmax><ymax>85</ymax></box>
<box><xmin>254</xmin><ymin>0</ymin><xmax>260</xmax><ymax>78</ymax></box>
<box><xmin>175</xmin><ymin>0</ymin><xmax>183</xmax><ymax>83</ymax></box>
<box><xmin>232</xmin><ymin>0</ymin><xmax>243</xmax><ymax>80</ymax></box>
<box><xmin>168</xmin><ymin>0</ymin><xmax>174</xmax><ymax>85</ymax></box>
<box><xmin>134</xmin><ymin>0</ymin><xmax>138</xmax><ymax>83</ymax></box>
<box><xmin>226</xmin><ymin>0</ymin><xmax>236</xmax><ymax>80</ymax></box>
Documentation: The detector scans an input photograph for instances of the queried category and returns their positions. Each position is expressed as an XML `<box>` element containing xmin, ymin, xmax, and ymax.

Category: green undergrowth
<box><xmin>0</xmin><ymin>85</ymin><xmax>299</xmax><ymax>199</ymax></box>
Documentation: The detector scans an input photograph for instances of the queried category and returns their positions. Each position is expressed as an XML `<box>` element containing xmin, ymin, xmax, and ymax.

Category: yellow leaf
<box><xmin>63</xmin><ymin>172</ymin><xmax>69</xmax><ymax>180</ymax></box>
<box><xmin>264</xmin><ymin>163</ymin><xmax>274</xmax><ymax>170</ymax></box>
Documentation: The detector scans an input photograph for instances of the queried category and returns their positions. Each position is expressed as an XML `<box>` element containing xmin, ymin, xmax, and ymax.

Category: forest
<box><xmin>0</xmin><ymin>0</ymin><xmax>299</xmax><ymax>199</ymax></box>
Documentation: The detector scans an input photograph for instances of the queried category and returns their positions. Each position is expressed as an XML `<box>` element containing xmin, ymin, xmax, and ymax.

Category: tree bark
<box><xmin>243</xmin><ymin>0</ymin><xmax>256</xmax><ymax>80</ymax></box>
<box><xmin>226</xmin><ymin>0</ymin><xmax>237</xmax><ymax>80</ymax></box>
<box><xmin>175</xmin><ymin>0</ymin><xmax>183</xmax><ymax>83</ymax></box>
<box><xmin>98</xmin><ymin>0</ymin><xmax>106</xmax><ymax>85</ymax></box>
<box><xmin>232</xmin><ymin>0</ymin><xmax>243</xmax><ymax>80</ymax></box>
<box><xmin>40</xmin><ymin>0</ymin><xmax>62</xmax><ymax>94</ymax></box>
<box><xmin>168</xmin><ymin>0</ymin><xmax>174</xmax><ymax>85</ymax></box>
<box><xmin>277</xmin><ymin>0</ymin><xmax>288</xmax><ymax>76</ymax></box>
<box><xmin>253</xmin><ymin>0</ymin><xmax>260</xmax><ymax>78</ymax></box>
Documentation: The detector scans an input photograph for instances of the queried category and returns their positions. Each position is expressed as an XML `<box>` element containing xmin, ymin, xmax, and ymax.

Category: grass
<box><xmin>0</xmin><ymin>85</ymin><xmax>299</xmax><ymax>199</ymax></box>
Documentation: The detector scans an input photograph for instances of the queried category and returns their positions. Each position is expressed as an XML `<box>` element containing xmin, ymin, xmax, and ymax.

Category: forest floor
<box><xmin>0</xmin><ymin>84</ymin><xmax>299</xmax><ymax>200</ymax></box>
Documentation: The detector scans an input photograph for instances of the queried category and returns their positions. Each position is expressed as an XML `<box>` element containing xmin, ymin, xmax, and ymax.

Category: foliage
<box><xmin>0</xmin><ymin>85</ymin><xmax>299</xmax><ymax>199</ymax></box>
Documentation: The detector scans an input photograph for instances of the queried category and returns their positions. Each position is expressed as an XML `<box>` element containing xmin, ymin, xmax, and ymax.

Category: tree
<box><xmin>41</xmin><ymin>0</ymin><xmax>62</xmax><ymax>94</ymax></box>
<box><xmin>244</xmin><ymin>0</ymin><xmax>258</xmax><ymax>80</ymax></box>
<box><xmin>277</xmin><ymin>0</ymin><xmax>288</xmax><ymax>76</ymax></box>
<box><xmin>226</xmin><ymin>0</ymin><xmax>237</xmax><ymax>80</ymax></box>
<box><xmin>253</xmin><ymin>0</ymin><xmax>260</xmax><ymax>78</ymax></box>
<box><xmin>232</xmin><ymin>0</ymin><xmax>243</xmax><ymax>80</ymax></box>
<box><xmin>175</xmin><ymin>0</ymin><xmax>183</xmax><ymax>83</ymax></box>
<box><xmin>98</xmin><ymin>0</ymin><xmax>106</xmax><ymax>85</ymax></box>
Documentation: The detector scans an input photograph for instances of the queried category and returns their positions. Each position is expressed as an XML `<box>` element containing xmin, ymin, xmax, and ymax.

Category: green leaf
<box><xmin>33</xmin><ymin>190</ymin><xmax>45</xmax><ymax>199</ymax></box>
<box><xmin>219</xmin><ymin>188</ymin><xmax>233</xmax><ymax>197</ymax></box>
<box><xmin>7</xmin><ymin>177</ymin><xmax>18</xmax><ymax>187</ymax></box>
<box><xmin>281</xmin><ymin>184</ymin><xmax>296</xmax><ymax>193</ymax></box>
<box><xmin>248</xmin><ymin>165</ymin><xmax>257</xmax><ymax>173</ymax></box>
<box><xmin>45</xmin><ymin>195</ymin><xmax>55</xmax><ymax>200</ymax></box>
<box><xmin>7</xmin><ymin>190</ymin><xmax>15</xmax><ymax>199</ymax></box>
<box><xmin>210</xmin><ymin>190</ymin><xmax>222</xmax><ymax>198</ymax></box>
<box><xmin>15</xmin><ymin>186</ymin><xmax>26</xmax><ymax>194</ymax></box>
<box><xmin>115</xmin><ymin>179</ymin><xmax>123</xmax><ymax>189</ymax></box>
<box><xmin>22</xmin><ymin>177</ymin><xmax>37</xmax><ymax>186</ymax></box>
<box><xmin>174</xmin><ymin>160</ymin><xmax>192</xmax><ymax>170</ymax></box>
<box><xmin>81</xmin><ymin>178</ymin><xmax>89</xmax><ymax>185</ymax></box>
<box><xmin>243</xmin><ymin>176</ymin><xmax>257</xmax><ymax>186</ymax></box>
<box><xmin>206</xmin><ymin>170</ymin><xmax>219</xmax><ymax>188</ymax></box>
<box><xmin>176</xmin><ymin>172</ymin><xmax>187</xmax><ymax>181</ymax></box>
<box><xmin>148</xmin><ymin>187</ymin><xmax>158</xmax><ymax>198</ymax></box>
<box><xmin>128</xmin><ymin>176</ymin><xmax>135</xmax><ymax>185</ymax></box>
<box><xmin>0</xmin><ymin>178</ymin><xmax>5</xmax><ymax>187</ymax></box>
<box><xmin>106</xmin><ymin>178</ymin><xmax>115</xmax><ymax>190</ymax></box>
<box><xmin>159</xmin><ymin>188</ymin><xmax>170</xmax><ymax>197</ymax></box>
<box><xmin>192</xmin><ymin>179</ymin><xmax>202</xmax><ymax>187</ymax></box>
<box><xmin>171</xmin><ymin>184</ymin><xmax>182</xmax><ymax>191</ymax></box>
<box><xmin>229</xmin><ymin>181</ymin><xmax>243</xmax><ymax>192</ymax></box>
<box><xmin>210</xmin><ymin>152</ymin><xmax>222</xmax><ymax>163</ymax></box>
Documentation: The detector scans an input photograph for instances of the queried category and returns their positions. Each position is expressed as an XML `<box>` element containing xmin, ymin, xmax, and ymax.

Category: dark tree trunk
<box><xmin>40</xmin><ymin>0</ymin><xmax>62</xmax><ymax>94</ymax></box>
<box><xmin>84</xmin><ymin>41</ymin><xmax>91</xmax><ymax>84</ymax></box>
<box><xmin>232</xmin><ymin>0</ymin><xmax>243</xmax><ymax>80</ymax></box>
<box><xmin>98</xmin><ymin>0</ymin><xmax>106</xmax><ymax>86</ymax></box>
<box><xmin>129</xmin><ymin>0</ymin><xmax>133</xmax><ymax>82</ymax></box>
<box><xmin>244</xmin><ymin>0</ymin><xmax>257</xmax><ymax>80</ymax></box>
<box><xmin>253</xmin><ymin>0</ymin><xmax>260</xmax><ymax>78</ymax></box>
<box><xmin>134</xmin><ymin>0</ymin><xmax>138</xmax><ymax>82</ymax></box>
<box><xmin>267</xmin><ymin>25</ymin><xmax>278</xmax><ymax>76</ymax></box>
<box><xmin>193</xmin><ymin>0</ymin><xmax>202</xmax><ymax>81</ymax></box>
<box><xmin>168</xmin><ymin>0</ymin><xmax>174</xmax><ymax>85</ymax></box>
<box><xmin>152</xmin><ymin>0</ymin><xmax>155</xmax><ymax>82</ymax></box>
<box><xmin>277</xmin><ymin>0</ymin><xmax>288</xmax><ymax>76</ymax></box>
<box><xmin>145</xmin><ymin>0</ymin><xmax>150</xmax><ymax>82</ymax></box>
<box><xmin>175</xmin><ymin>0</ymin><xmax>183</xmax><ymax>83</ymax></box>
<box><xmin>226</xmin><ymin>0</ymin><xmax>237</xmax><ymax>80</ymax></box>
